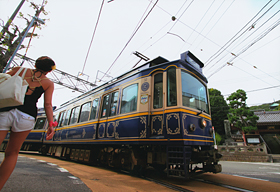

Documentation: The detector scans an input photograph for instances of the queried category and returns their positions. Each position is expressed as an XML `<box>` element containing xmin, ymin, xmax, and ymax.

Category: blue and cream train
<box><xmin>1</xmin><ymin>51</ymin><xmax>222</xmax><ymax>178</ymax></box>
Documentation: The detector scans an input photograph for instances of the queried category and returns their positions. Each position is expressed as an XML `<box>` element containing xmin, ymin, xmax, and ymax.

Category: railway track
<box><xmin>18</xmin><ymin>152</ymin><xmax>273</xmax><ymax>192</ymax></box>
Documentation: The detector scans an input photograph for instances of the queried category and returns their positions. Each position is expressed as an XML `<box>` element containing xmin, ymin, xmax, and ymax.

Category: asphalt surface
<box><xmin>0</xmin><ymin>153</ymin><xmax>92</xmax><ymax>192</ymax></box>
<box><xmin>220</xmin><ymin>161</ymin><xmax>280</xmax><ymax>183</ymax></box>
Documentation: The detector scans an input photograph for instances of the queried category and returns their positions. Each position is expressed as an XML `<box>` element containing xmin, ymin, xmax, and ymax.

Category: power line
<box><xmin>81</xmin><ymin>0</ymin><xmax>105</xmax><ymax>75</ymax></box>
<box><xmin>207</xmin><ymin>18</ymin><xmax>280</xmax><ymax>79</ymax></box>
<box><xmin>193</xmin><ymin>0</ymin><xmax>235</xmax><ymax>50</ymax></box>
<box><xmin>209</xmin><ymin>85</ymin><xmax>280</xmax><ymax>98</ymax></box>
<box><xmin>204</xmin><ymin>0</ymin><xmax>274</xmax><ymax>67</ymax></box>
<box><xmin>100</xmin><ymin>0</ymin><xmax>159</xmax><ymax>81</ymax></box>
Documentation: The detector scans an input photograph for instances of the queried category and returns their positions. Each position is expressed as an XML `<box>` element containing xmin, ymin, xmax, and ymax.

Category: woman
<box><xmin>0</xmin><ymin>56</ymin><xmax>56</xmax><ymax>190</ymax></box>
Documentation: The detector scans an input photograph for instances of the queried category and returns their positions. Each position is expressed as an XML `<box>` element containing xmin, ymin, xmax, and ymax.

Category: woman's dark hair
<box><xmin>35</xmin><ymin>56</ymin><xmax>56</xmax><ymax>72</ymax></box>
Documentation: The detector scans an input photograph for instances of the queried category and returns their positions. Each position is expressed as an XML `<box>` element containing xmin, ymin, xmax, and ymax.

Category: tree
<box><xmin>0</xmin><ymin>1</ymin><xmax>48</xmax><ymax>72</ymax></box>
<box><xmin>227</xmin><ymin>89</ymin><xmax>259</xmax><ymax>133</ymax></box>
<box><xmin>209</xmin><ymin>88</ymin><xmax>229</xmax><ymax>136</ymax></box>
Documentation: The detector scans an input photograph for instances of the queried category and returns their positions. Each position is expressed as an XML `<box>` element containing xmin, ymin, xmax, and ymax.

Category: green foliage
<box><xmin>214</xmin><ymin>132</ymin><xmax>222</xmax><ymax>145</ymax></box>
<box><xmin>209</xmin><ymin>88</ymin><xmax>229</xmax><ymax>135</ymax></box>
<box><xmin>250</xmin><ymin>100</ymin><xmax>280</xmax><ymax>111</ymax></box>
<box><xmin>227</xmin><ymin>89</ymin><xmax>259</xmax><ymax>133</ymax></box>
<box><xmin>0</xmin><ymin>1</ymin><xmax>48</xmax><ymax>71</ymax></box>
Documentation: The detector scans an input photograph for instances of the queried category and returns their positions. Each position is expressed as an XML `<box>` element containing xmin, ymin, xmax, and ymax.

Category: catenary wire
<box><xmin>193</xmin><ymin>0</ymin><xmax>235</xmax><ymax>50</ymax></box>
<box><xmin>100</xmin><ymin>0</ymin><xmax>159</xmax><ymax>81</ymax></box>
<box><xmin>204</xmin><ymin>0</ymin><xmax>274</xmax><ymax>67</ymax></box>
<box><xmin>208</xmin><ymin>18</ymin><xmax>280</xmax><ymax>79</ymax></box>
<box><xmin>81</xmin><ymin>0</ymin><xmax>105</xmax><ymax>75</ymax></box>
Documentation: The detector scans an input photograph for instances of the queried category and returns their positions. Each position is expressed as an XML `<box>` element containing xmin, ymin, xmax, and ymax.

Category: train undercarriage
<box><xmin>36</xmin><ymin>143</ymin><xmax>222</xmax><ymax>179</ymax></box>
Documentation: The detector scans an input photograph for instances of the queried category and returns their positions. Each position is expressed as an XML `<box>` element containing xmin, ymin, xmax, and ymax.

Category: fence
<box><xmin>218</xmin><ymin>144</ymin><xmax>271</xmax><ymax>162</ymax></box>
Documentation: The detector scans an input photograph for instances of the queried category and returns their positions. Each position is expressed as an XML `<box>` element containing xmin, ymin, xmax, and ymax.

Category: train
<box><xmin>0</xmin><ymin>51</ymin><xmax>222</xmax><ymax>178</ymax></box>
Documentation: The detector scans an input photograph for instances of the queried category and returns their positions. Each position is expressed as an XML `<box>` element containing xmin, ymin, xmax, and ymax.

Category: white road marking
<box><xmin>58</xmin><ymin>167</ymin><xmax>69</xmax><ymax>172</ymax></box>
<box><xmin>68</xmin><ymin>176</ymin><xmax>83</xmax><ymax>184</ymax></box>
<box><xmin>268</xmin><ymin>172</ymin><xmax>280</xmax><ymax>175</ymax></box>
<box><xmin>37</xmin><ymin>160</ymin><xmax>46</xmax><ymax>162</ymax></box>
<box><xmin>68</xmin><ymin>176</ymin><xmax>78</xmax><ymax>179</ymax></box>
<box><xmin>47</xmin><ymin>163</ymin><xmax>57</xmax><ymax>166</ymax></box>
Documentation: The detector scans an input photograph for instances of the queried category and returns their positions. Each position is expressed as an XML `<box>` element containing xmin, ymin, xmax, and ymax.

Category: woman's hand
<box><xmin>46</xmin><ymin>126</ymin><xmax>55</xmax><ymax>140</ymax></box>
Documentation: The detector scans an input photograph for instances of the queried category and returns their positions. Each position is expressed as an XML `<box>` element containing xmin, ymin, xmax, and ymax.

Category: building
<box><xmin>254</xmin><ymin>110</ymin><xmax>280</xmax><ymax>154</ymax></box>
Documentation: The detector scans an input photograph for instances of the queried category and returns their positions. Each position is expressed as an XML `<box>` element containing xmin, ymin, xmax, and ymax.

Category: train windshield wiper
<box><xmin>196</xmin><ymin>108</ymin><xmax>205</xmax><ymax>116</ymax></box>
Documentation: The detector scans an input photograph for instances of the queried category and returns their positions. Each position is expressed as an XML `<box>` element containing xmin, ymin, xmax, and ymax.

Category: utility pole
<box><xmin>0</xmin><ymin>0</ymin><xmax>25</xmax><ymax>39</ymax></box>
<box><xmin>3</xmin><ymin>16</ymin><xmax>45</xmax><ymax>73</ymax></box>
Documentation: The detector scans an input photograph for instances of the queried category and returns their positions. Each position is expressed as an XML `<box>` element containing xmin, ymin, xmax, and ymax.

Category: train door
<box><xmin>97</xmin><ymin>90</ymin><xmax>119</xmax><ymax>139</ymax></box>
<box><xmin>150</xmin><ymin>71</ymin><xmax>165</xmax><ymax>137</ymax></box>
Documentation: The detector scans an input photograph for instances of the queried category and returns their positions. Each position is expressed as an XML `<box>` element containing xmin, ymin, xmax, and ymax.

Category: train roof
<box><xmin>59</xmin><ymin>51</ymin><xmax>205</xmax><ymax>108</ymax></box>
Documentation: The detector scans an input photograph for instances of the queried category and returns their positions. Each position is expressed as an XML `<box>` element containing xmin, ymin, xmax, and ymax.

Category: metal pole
<box><xmin>0</xmin><ymin>0</ymin><xmax>26</xmax><ymax>39</ymax></box>
<box><xmin>3</xmin><ymin>16</ymin><xmax>44</xmax><ymax>73</ymax></box>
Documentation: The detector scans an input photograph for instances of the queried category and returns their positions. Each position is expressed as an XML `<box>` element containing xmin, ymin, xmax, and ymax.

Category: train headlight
<box><xmin>200</xmin><ymin>118</ymin><xmax>207</xmax><ymax>129</ymax></box>
<box><xmin>189</xmin><ymin>124</ymin><xmax>196</xmax><ymax>132</ymax></box>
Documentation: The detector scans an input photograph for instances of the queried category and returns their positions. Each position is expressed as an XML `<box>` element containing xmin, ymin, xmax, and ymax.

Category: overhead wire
<box><xmin>193</xmin><ymin>0</ymin><xmax>234</xmax><ymax>50</ymax></box>
<box><xmin>205</xmin><ymin>0</ymin><xmax>280</xmax><ymax>73</ymax></box>
<box><xmin>204</xmin><ymin>0</ymin><xmax>274</xmax><ymax>67</ymax></box>
<box><xmin>185</xmin><ymin>0</ymin><xmax>216</xmax><ymax>44</ymax></box>
<box><xmin>81</xmin><ymin>0</ymin><xmax>105</xmax><ymax>75</ymax></box>
<box><xmin>207</xmin><ymin>18</ymin><xmax>280</xmax><ymax>80</ymax></box>
<box><xmin>100</xmin><ymin>0</ymin><xmax>159</xmax><ymax>81</ymax></box>
<box><xmin>206</xmin><ymin>10</ymin><xmax>280</xmax><ymax>77</ymax></box>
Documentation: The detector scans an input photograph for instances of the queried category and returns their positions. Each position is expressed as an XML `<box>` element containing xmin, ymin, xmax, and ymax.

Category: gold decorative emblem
<box><xmin>166</xmin><ymin>113</ymin><xmax>180</xmax><ymax>135</ymax></box>
<box><xmin>151</xmin><ymin>115</ymin><xmax>163</xmax><ymax>135</ymax></box>
<box><xmin>140</xmin><ymin>116</ymin><xmax>147</xmax><ymax>138</ymax></box>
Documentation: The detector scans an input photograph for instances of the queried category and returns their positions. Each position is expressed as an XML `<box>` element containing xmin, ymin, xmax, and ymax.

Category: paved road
<box><xmin>0</xmin><ymin>153</ymin><xmax>91</xmax><ymax>192</ymax></box>
<box><xmin>220</xmin><ymin>161</ymin><xmax>280</xmax><ymax>183</ymax></box>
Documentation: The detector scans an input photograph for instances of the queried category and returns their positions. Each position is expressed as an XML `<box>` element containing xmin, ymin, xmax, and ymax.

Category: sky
<box><xmin>0</xmin><ymin>0</ymin><xmax>280</xmax><ymax>108</ymax></box>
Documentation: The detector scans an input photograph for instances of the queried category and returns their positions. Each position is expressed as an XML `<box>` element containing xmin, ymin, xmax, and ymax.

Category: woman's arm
<box><xmin>6</xmin><ymin>66</ymin><xmax>20</xmax><ymax>76</ymax></box>
<box><xmin>44</xmin><ymin>81</ymin><xmax>55</xmax><ymax>140</ymax></box>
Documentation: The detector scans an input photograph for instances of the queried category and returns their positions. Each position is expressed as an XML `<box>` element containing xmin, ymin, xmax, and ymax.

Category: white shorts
<box><xmin>0</xmin><ymin>108</ymin><xmax>35</xmax><ymax>132</ymax></box>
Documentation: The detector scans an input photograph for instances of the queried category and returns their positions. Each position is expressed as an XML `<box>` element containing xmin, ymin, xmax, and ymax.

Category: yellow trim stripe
<box><xmin>44</xmin><ymin>138</ymin><xmax>213</xmax><ymax>143</ymax></box>
<box><xmin>39</xmin><ymin>109</ymin><xmax>211</xmax><ymax>132</ymax></box>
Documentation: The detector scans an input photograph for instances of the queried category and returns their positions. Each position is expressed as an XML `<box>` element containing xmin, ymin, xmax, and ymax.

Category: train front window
<box><xmin>181</xmin><ymin>70</ymin><xmax>209</xmax><ymax>113</ymax></box>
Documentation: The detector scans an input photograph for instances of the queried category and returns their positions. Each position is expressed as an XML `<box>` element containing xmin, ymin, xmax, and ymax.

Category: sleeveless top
<box><xmin>0</xmin><ymin>69</ymin><xmax>46</xmax><ymax>119</ymax></box>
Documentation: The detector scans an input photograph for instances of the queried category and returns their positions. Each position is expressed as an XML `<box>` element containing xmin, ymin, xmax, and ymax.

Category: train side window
<box><xmin>89</xmin><ymin>98</ymin><xmax>99</xmax><ymax>120</ymax></box>
<box><xmin>101</xmin><ymin>91</ymin><xmax>119</xmax><ymax>118</ymax></box>
<box><xmin>58</xmin><ymin>111</ymin><xmax>65</xmax><ymax>127</ymax></box>
<box><xmin>69</xmin><ymin>106</ymin><xmax>80</xmax><ymax>125</ymax></box>
<box><xmin>153</xmin><ymin>73</ymin><xmax>163</xmax><ymax>109</ymax></box>
<box><xmin>33</xmin><ymin>117</ymin><xmax>46</xmax><ymax>129</ymax></box>
<box><xmin>121</xmin><ymin>83</ymin><xmax>138</xmax><ymax>114</ymax></box>
<box><xmin>79</xmin><ymin>102</ymin><xmax>91</xmax><ymax>122</ymax></box>
<box><xmin>63</xmin><ymin>109</ymin><xmax>71</xmax><ymax>126</ymax></box>
<box><xmin>54</xmin><ymin>113</ymin><xmax>59</xmax><ymax>123</ymax></box>
<box><xmin>101</xmin><ymin>94</ymin><xmax>110</xmax><ymax>118</ymax></box>
<box><xmin>109</xmin><ymin>91</ymin><xmax>119</xmax><ymax>116</ymax></box>
<box><xmin>167</xmin><ymin>67</ymin><xmax>177</xmax><ymax>106</ymax></box>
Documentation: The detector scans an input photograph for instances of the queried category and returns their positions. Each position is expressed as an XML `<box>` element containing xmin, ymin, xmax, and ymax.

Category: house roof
<box><xmin>254</xmin><ymin>111</ymin><xmax>280</xmax><ymax>124</ymax></box>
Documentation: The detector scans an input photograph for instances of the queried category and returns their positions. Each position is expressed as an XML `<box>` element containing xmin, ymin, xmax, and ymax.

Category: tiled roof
<box><xmin>254</xmin><ymin>111</ymin><xmax>280</xmax><ymax>123</ymax></box>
